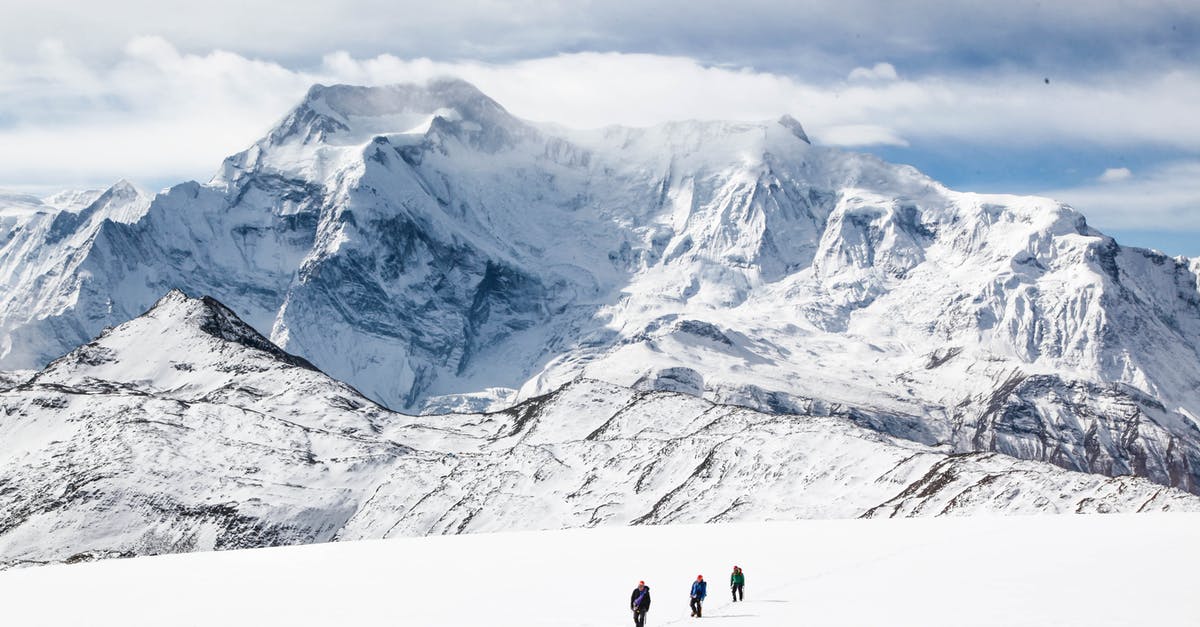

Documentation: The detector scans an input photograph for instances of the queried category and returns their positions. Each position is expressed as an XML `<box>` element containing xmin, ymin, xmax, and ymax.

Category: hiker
<box><xmin>730</xmin><ymin>566</ymin><xmax>745</xmax><ymax>602</ymax></box>
<box><xmin>689</xmin><ymin>574</ymin><xmax>707</xmax><ymax>618</ymax></box>
<box><xmin>631</xmin><ymin>580</ymin><xmax>651</xmax><ymax>627</ymax></box>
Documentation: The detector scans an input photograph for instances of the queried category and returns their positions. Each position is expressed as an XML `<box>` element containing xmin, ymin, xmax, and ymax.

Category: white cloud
<box><xmin>1</xmin><ymin>0</ymin><xmax>1195</xmax><ymax>80</ymax></box>
<box><xmin>818</xmin><ymin>124</ymin><xmax>909</xmax><ymax>147</ymax></box>
<box><xmin>1</xmin><ymin>38</ymin><xmax>1200</xmax><ymax>197</ymax></box>
<box><xmin>1043</xmin><ymin>161</ymin><xmax>1200</xmax><ymax>231</ymax></box>
<box><xmin>0</xmin><ymin>37</ymin><xmax>312</xmax><ymax>189</ymax></box>
<box><xmin>1098</xmin><ymin>167</ymin><xmax>1133</xmax><ymax>182</ymax></box>
<box><xmin>848</xmin><ymin>63</ymin><xmax>898</xmax><ymax>82</ymax></box>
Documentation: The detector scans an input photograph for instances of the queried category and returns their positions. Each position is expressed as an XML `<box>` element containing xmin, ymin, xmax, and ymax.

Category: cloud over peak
<box><xmin>0</xmin><ymin>35</ymin><xmax>1197</xmax><ymax>241</ymax></box>
<box><xmin>848</xmin><ymin>63</ymin><xmax>898</xmax><ymax>82</ymax></box>
<box><xmin>1099</xmin><ymin>167</ymin><xmax>1133</xmax><ymax>183</ymax></box>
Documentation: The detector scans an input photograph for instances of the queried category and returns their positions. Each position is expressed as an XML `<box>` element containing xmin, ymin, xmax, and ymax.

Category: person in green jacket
<box><xmin>730</xmin><ymin>566</ymin><xmax>745</xmax><ymax>602</ymax></box>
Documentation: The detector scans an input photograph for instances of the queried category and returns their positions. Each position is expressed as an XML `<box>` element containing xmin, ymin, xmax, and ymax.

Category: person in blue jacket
<box><xmin>630</xmin><ymin>580</ymin><xmax>651</xmax><ymax>627</ymax></box>
<box><xmin>689</xmin><ymin>574</ymin><xmax>707</xmax><ymax>618</ymax></box>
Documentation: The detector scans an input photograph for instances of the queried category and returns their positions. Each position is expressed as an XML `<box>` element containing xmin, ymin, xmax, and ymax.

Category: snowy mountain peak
<box><xmin>105</xmin><ymin>178</ymin><xmax>140</xmax><ymax>197</ymax></box>
<box><xmin>267</xmin><ymin>78</ymin><xmax>527</xmax><ymax>148</ymax></box>
<box><xmin>145</xmin><ymin>289</ymin><xmax>317</xmax><ymax>369</ymax></box>
<box><xmin>304</xmin><ymin>79</ymin><xmax>496</xmax><ymax>117</ymax></box>
<box><xmin>78</xmin><ymin>179</ymin><xmax>149</xmax><ymax>222</ymax></box>
<box><xmin>145</xmin><ymin>287</ymin><xmax>259</xmax><ymax>338</ymax></box>
<box><xmin>35</xmin><ymin>180</ymin><xmax>150</xmax><ymax>246</ymax></box>
<box><xmin>31</xmin><ymin>290</ymin><xmax>318</xmax><ymax>398</ymax></box>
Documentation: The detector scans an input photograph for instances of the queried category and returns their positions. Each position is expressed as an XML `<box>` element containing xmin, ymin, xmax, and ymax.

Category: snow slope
<box><xmin>2</xmin><ymin>79</ymin><xmax>1200</xmax><ymax>496</ymax></box>
<box><xmin>1</xmin><ymin>291</ymin><xmax>1195</xmax><ymax>568</ymax></box>
<box><xmin>0</xmin><ymin>515</ymin><xmax>1194</xmax><ymax>626</ymax></box>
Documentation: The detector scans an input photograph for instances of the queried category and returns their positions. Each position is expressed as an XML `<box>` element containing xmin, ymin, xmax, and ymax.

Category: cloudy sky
<box><xmin>2</xmin><ymin>0</ymin><xmax>1198</xmax><ymax>254</ymax></box>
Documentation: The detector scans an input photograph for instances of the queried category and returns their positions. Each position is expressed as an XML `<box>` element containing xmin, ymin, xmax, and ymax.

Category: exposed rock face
<box><xmin>633</xmin><ymin>366</ymin><xmax>705</xmax><ymax>396</ymax></box>
<box><xmin>2</xmin><ymin>80</ymin><xmax>1200</xmax><ymax>496</ymax></box>
<box><xmin>952</xmin><ymin>373</ymin><xmax>1200</xmax><ymax>494</ymax></box>
<box><xmin>2</xmin><ymin>293</ymin><xmax>1196</xmax><ymax>568</ymax></box>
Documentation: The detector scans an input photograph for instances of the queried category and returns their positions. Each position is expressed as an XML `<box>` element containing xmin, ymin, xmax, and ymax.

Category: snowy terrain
<box><xmin>1</xmin><ymin>79</ymin><xmax>1198</xmax><ymax>497</ymax></box>
<box><xmin>1</xmin><ymin>291</ymin><xmax>1196</xmax><ymax>568</ymax></box>
<box><xmin>0</xmin><ymin>515</ymin><xmax>1195</xmax><ymax>626</ymax></box>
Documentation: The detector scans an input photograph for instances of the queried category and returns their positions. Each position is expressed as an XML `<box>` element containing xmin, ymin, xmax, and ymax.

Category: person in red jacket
<box><xmin>631</xmin><ymin>580</ymin><xmax>651</xmax><ymax>627</ymax></box>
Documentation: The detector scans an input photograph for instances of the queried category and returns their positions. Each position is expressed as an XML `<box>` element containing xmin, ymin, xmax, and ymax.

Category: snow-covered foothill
<box><xmin>1</xmin><ymin>291</ymin><xmax>1196</xmax><ymax>568</ymax></box>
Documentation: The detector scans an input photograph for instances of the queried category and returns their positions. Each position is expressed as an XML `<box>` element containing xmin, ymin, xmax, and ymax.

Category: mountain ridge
<box><xmin>2</xmin><ymin>290</ymin><xmax>1196</xmax><ymax>568</ymax></box>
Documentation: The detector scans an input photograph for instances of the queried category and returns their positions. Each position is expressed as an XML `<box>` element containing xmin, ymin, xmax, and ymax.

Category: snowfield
<box><xmin>0</xmin><ymin>515</ymin><xmax>1195</xmax><ymax>626</ymax></box>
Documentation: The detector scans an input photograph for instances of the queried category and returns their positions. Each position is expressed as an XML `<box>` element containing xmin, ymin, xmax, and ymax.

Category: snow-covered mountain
<box><xmin>2</xmin><ymin>79</ymin><xmax>1199</xmax><ymax>497</ymax></box>
<box><xmin>0</xmin><ymin>181</ymin><xmax>149</xmax><ymax>368</ymax></box>
<box><xmin>1</xmin><ymin>292</ymin><xmax>1195</xmax><ymax>567</ymax></box>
